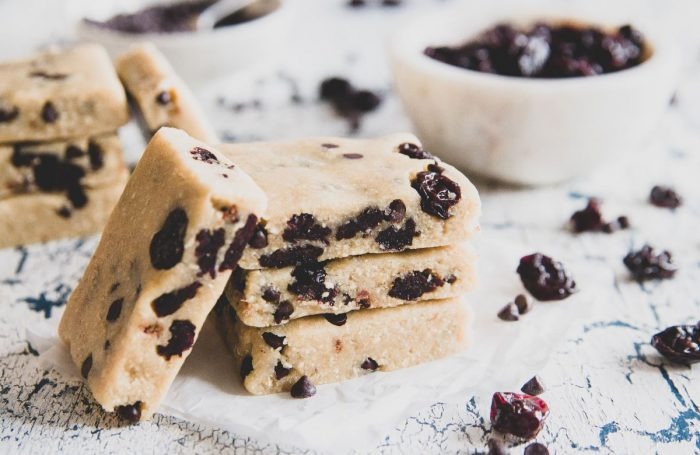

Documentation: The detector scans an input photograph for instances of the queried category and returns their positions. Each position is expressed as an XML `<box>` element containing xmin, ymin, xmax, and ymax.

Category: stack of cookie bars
<box><xmin>218</xmin><ymin>134</ymin><xmax>481</xmax><ymax>396</ymax></box>
<box><xmin>0</xmin><ymin>44</ymin><xmax>130</xmax><ymax>248</ymax></box>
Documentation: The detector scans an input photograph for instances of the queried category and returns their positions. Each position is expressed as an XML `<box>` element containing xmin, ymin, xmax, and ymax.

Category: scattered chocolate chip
<box><xmin>651</xmin><ymin>322</ymin><xmax>700</xmax><ymax>365</ymax></box>
<box><xmin>324</xmin><ymin>313</ymin><xmax>347</xmax><ymax>326</ymax></box>
<box><xmin>490</xmin><ymin>392</ymin><xmax>549</xmax><ymax>439</ymax></box>
<box><xmin>195</xmin><ymin>228</ymin><xmax>226</xmax><ymax>278</ymax></box>
<box><xmin>189</xmin><ymin>146</ymin><xmax>219</xmax><ymax>164</ymax></box>
<box><xmin>259</xmin><ymin>245</ymin><xmax>324</xmax><ymax>268</ymax></box>
<box><xmin>411</xmin><ymin>168</ymin><xmax>461</xmax><ymax>219</ymax></box>
<box><xmin>361</xmin><ymin>357</ymin><xmax>379</xmax><ymax>371</ymax></box>
<box><xmin>81</xmin><ymin>354</ymin><xmax>93</xmax><ymax>379</ymax></box>
<box><xmin>29</xmin><ymin>71</ymin><xmax>68</xmax><ymax>80</ymax></box>
<box><xmin>497</xmin><ymin>303</ymin><xmax>520</xmax><ymax>321</ymax></box>
<box><xmin>290</xmin><ymin>375</ymin><xmax>317</xmax><ymax>398</ymax></box>
<box><xmin>486</xmin><ymin>438</ymin><xmax>508</xmax><ymax>455</ymax></box>
<box><xmin>115</xmin><ymin>401</ymin><xmax>143</xmax><ymax>423</ymax></box>
<box><xmin>352</xmin><ymin>90</ymin><xmax>381</xmax><ymax>112</ymax></box>
<box><xmin>283</xmin><ymin>213</ymin><xmax>331</xmax><ymax>244</ymax></box>
<box><xmin>623</xmin><ymin>245</ymin><xmax>676</xmax><ymax>282</ymax></box>
<box><xmin>0</xmin><ymin>105</ymin><xmax>19</xmax><ymax>123</ymax></box>
<box><xmin>376</xmin><ymin>218</ymin><xmax>419</xmax><ymax>251</ymax></box>
<box><xmin>65</xmin><ymin>145</ymin><xmax>84</xmax><ymax>159</ymax></box>
<box><xmin>388</xmin><ymin>269</ymin><xmax>444</xmax><ymax>300</ymax></box>
<box><xmin>56</xmin><ymin>206</ymin><xmax>71</xmax><ymax>218</ymax></box>
<box><xmin>384</xmin><ymin>199</ymin><xmax>406</xmax><ymax>223</ymax></box>
<box><xmin>514</xmin><ymin>294</ymin><xmax>531</xmax><ymax>314</ymax></box>
<box><xmin>150</xmin><ymin>208</ymin><xmax>188</xmax><ymax>270</ymax></box>
<box><xmin>106</xmin><ymin>298</ymin><xmax>124</xmax><ymax>322</ymax></box>
<box><xmin>87</xmin><ymin>141</ymin><xmax>104</xmax><ymax>171</ymax></box>
<box><xmin>320</xmin><ymin>77</ymin><xmax>352</xmax><ymax>101</ymax></box>
<box><xmin>275</xmin><ymin>360</ymin><xmax>292</xmax><ymax>379</ymax></box>
<box><xmin>104</xmin><ymin>340</ymin><xmax>111</xmax><ymax>350</ymax></box>
<box><xmin>343</xmin><ymin>153</ymin><xmax>363</xmax><ymax>159</ymax></box>
<box><xmin>517</xmin><ymin>253</ymin><xmax>577</xmax><ymax>301</ymax></box>
<box><xmin>219</xmin><ymin>214</ymin><xmax>259</xmax><ymax>271</ymax></box>
<box><xmin>520</xmin><ymin>376</ymin><xmax>546</xmax><ymax>396</ymax></box>
<box><xmin>156</xmin><ymin>320</ymin><xmax>196</xmax><ymax>360</ymax></box>
<box><xmin>397</xmin><ymin>143</ymin><xmax>434</xmax><ymax>160</ymax></box>
<box><xmin>152</xmin><ymin>282</ymin><xmax>202</xmax><ymax>317</ymax></box>
<box><xmin>155</xmin><ymin>90</ymin><xmax>172</xmax><ymax>105</ymax></box>
<box><xmin>262</xmin><ymin>287</ymin><xmax>281</xmax><ymax>304</ymax></box>
<box><xmin>524</xmin><ymin>442</ymin><xmax>549</xmax><ymax>455</ymax></box>
<box><xmin>649</xmin><ymin>185</ymin><xmax>682</xmax><ymax>208</ymax></box>
<box><xmin>262</xmin><ymin>332</ymin><xmax>286</xmax><ymax>350</ymax></box>
<box><xmin>318</xmin><ymin>76</ymin><xmax>382</xmax><ymax>132</ymax></box>
<box><xmin>240</xmin><ymin>354</ymin><xmax>253</xmax><ymax>379</ymax></box>
<box><xmin>321</xmin><ymin>143</ymin><xmax>339</xmax><ymax>149</ymax></box>
<box><xmin>41</xmin><ymin>101</ymin><xmax>59</xmax><ymax>123</ymax></box>
<box><xmin>248</xmin><ymin>223</ymin><xmax>268</xmax><ymax>248</ymax></box>
<box><xmin>274</xmin><ymin>301</ymin><xmax>295</xmax><ymax>324</ymax></box>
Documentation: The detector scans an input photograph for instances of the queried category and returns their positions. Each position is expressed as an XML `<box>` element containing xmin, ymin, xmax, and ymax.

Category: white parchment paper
<box><xmin>30</xmin><ymin>234</ymin><xmax>594</xmax><ymax>452</ymax></box>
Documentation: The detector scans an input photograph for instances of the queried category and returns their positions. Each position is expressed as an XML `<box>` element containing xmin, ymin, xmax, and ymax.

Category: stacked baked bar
<box><xmin>0</xmin><ymin>44</ymin><xmax>130</xmax><ymax>248</ymax></box>
<box><xmin>217</xmin><ymin>134</ymin><xmax>481</xmax><ymax>395</ymax></box>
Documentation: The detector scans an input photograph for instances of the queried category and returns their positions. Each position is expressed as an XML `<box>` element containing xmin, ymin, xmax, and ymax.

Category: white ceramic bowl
<box><xmin>78</xmin><ymin>0</ymin><xmax>290</xmax><ymax>85</ymax></box>
<box><xmin>389</xmin><ymin>3</ymin><xmax>679</xmax><ymax>185</ymax></box>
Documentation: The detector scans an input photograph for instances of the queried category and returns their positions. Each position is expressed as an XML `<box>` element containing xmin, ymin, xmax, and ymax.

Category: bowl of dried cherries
<box><xmin>389</xmin><ymin>2</ymin><xmax>679</xmax><ymax>185</ymax></box>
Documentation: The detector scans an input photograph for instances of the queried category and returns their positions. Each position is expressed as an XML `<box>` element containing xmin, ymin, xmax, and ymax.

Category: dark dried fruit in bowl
<box><xmin>651</xmin><ymin>322</ymin><xmax>700</xmax><ymax>365</ymax></box>
<box><xmin>517</xmin><ymin>253</ymin><xmax>576</xmax><ymax>301</ymax></box>
<box><xmin>623</xmin><ymin>245</ymin><xmax>676</xmax><ymax>282</ymax></box>
<box><xmin>490</xmin><ymin>392</ymin><xmax>549</xmax><ymax>439</ymax></box>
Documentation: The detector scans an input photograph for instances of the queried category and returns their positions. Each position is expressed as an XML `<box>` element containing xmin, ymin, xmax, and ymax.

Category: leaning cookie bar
<box><xmin>0</xmin><ymin>44</ymin><xmax>129</xmax><ymax>142</ymax></box>
<box><xmin>226</xmin><ymin>244</ymin><xmax>477</xmax><ymax>327</ymax></box>
<box><xmin>218</xmin><ymin>297</ymin><xmax>470</xmax><ymax>395</ymax></box>
<box><xmin>220</xmin><ymin>134</ymin><xmax>480</xmax><ymax>269</ymax></box>
<box><xmin>58</xmin><ymin>127</ymin><xmax>266</xmax><ymax>422</ymax></box>
<box><xmin>116</xmin><ymin>43</ymin><xmax>217</xmax><ymax>143</ymax></box>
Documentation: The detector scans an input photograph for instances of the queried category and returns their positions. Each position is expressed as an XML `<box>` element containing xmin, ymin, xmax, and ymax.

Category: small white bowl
<box><xmin>389</xmin><ymin>3</ymin><xmax>679</xmax><ymax>185</ymax></box>
<box><xmin>78</xmin><ymin>0</ymin><xmax>290</xmax><ymax>84</ymax></box>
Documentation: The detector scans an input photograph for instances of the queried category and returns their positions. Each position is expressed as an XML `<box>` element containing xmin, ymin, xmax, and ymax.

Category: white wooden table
<box><xmin>0</xmin><ymin>0</ymin><xmax>699</xmax><ymax>453</ymax></box>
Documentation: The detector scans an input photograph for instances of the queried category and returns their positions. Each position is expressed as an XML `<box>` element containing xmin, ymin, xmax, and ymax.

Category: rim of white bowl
<box><xmin>389</xmin><ymin>7</ymin><xmax>680</xmax><ymax>89</ymax></box>
<box><xmin>78</xmin><ymin>0</ymin><xmax>288</xmax><ymax>45</ymax></box>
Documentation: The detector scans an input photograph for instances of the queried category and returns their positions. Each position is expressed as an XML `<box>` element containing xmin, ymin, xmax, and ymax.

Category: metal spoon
<box><xmin>196</xmin><ymin>0</ymin><xmax>260</xmax><ymax>30</ymax></box>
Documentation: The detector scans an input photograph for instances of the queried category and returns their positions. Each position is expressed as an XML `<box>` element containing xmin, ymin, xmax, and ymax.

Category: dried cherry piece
<box><xmin>0</xmin><ymin>105</ymin><xmax>19</xmax><ymax>123</ymax></box>
<box><xmin>649</xmin><ymin>185</ymin><xmax>682</xmax><ymax>209</ymax></box>
<box><xmin>411</xmin><ymin>168</ymin><xmax>461</xmax><ymax>219</ymax></box>
<box><xmin>319</xmin><ymin>77</ymin><xmax>352</xmax><ymax>101</ymax></box>
<box><xmin>259</xmin><ymin>245</ymin><xmax>324</xmax><ymax>268</ymax></box>
<box><xmin>388</xmin><ymin>269</ymin><xmax>444</xmax><ymax>300</ymax></box>
<box><xmin>623</xmin><ymin>245</ymin><xmax>676</xmax><ymax>282</ymax></box>
<box><xmin>150</xmin><ymin>208</ymin><xmax>188</xmax><ymax>270</ymax></box>
<box><xmin>397</xmin><ymin>143</ymin><xmax>434</xmax><ymax>160</ymax></box>
<box><xmin>524</xmin><ymin>442</ymin><xmax>550</xmax><ymax>455</ymax></box>
<box><xmin>248</xmin><ymin>223</ymin><xmax>268</xmax><ymax>248</ymax></box>
<box><xmin>156</xmin><ymin>320</ymin><xmax>196</xmax><ymax>360</ymax></box>
<box><xmin>283</xmin><ymin>213</ymin><xmax>331</xmax><ymax>244</ymax></box>
<box><xmin>490</xmin><ymin>392</ymin><xmax>549</xmax><ymax>439</ymax></box>
<box><xmin>274</xmin><ymin>301</ymin><xmax>294</xmax><ymax>324</ymax></box>
<box><xmin>219</xmin><ymin>214</ymin><xmax>258</xmax><ymax>271</ymax></box>
<box><xmin>189</xmin><ymin>146</ymin><xmax>219</xmax><ymax>164</ymax></box>
<box><xmin>151</xmin><ymin>282</ymin><xmax>202</xmax><ymax>317</ymax></box>
<box><xmin>41</xmin><ymin>101</ymin><xmax>59</xmax><ymax>123</ymax></box>
<box><xmin>81</xmin><ymin>354</ymin><xmax>93</xmax><ymax>378</ymax></box>
<box><xmin>384</xmin><ymin>199</ymin><xmax>406</xmax><ymax>223</ymax></box>
<box><xmin>324</xmin><ymin>313</ymin><xmax>347</xmax><ymax>326</ymax></box>
<box><xmin>376</xmin><ymin>218</ymin><xmax>419</xmax><ymax>251</ymax></box>
<box><xmin>288</xmin><ymin>262</ymin><xmax>336</xmax><ymax>303</ymax></box>
<box><xmin>570</xmin><ymin>199</ymin><xmax>604</xmax><ymax>232</ymax></box>
<box><xmin>195</xmin><ymin>228</ymin><xmax>225</xmax><ymax>278</ymax></box>
<box><xmin>517</xmin><ymin>253</ymin><xmax>576</xmax><ymax>301</ymax></box>
<box><xmin>651</xmin><ymin>322</ymin><xmax>700</xmax><ymax>365</ymax></box>
<box><xmin>106</xmin><ymin>298</ymin><xmax>124</xmax><ymax>322</ymax></box>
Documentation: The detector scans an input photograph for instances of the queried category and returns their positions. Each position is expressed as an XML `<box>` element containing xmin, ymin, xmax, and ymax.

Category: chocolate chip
<box><xmin>352</xmin><ymin>90</ymin><xmax>381</xmax><ymax>112</ymax></box>
<box><xmin>152</xmin><ymin>282</ymin><xmax>202</xmax><ymax>317</ymax></box>
<box><xmin>219</xmin><ymin>214</ymin><xmax>258</xmax><ymax>272</ymax></box>
<box><xmin>65</xmin><ymin>145</ymin><xmax>84</xmax><ymax>159</ymax></box>
<box><xmin>189</xmin><ymin>146</ymin><xmax>219</xmax><ymax>164</ymax></box>
<box><xmin>274</xmin><ymin>301</ymin><xmax>294</xmax><ymax>324</ymax></box>
<box><xmin>29</xmin><ymin>71</ymin><xmax>68</xmax><ymax>80</ymax></box>
<box><xmin>41</xmin><ymin>101</ymin><xmax>59</xmax><ymax>123</ymax></box>
<box><xmin>282</xmin><ymin>213</ymin><xmax>331</xmax><ymax>244</ymax></box>
<box><xmin>150</xmin><ymin>208</ymin><xmax>188</xmax><ymax>270</ymax></box>
<box><xmin>375</xmin><ymin>218</ymin><xmax>419</xmax><ymax>251</ymax></box>
<box><xmin>240</xmin><ymin>354</ymin><xmax>253</xmax><ymax>379</ymax></box>
<box><xmin>66</xmin><ymin>183</ymin><xmax>88</xmax><ymax>209</ymax></box>
<box><xmin>514</xmin><ymin>294</ymin><xmax>532</xmax><ymax>314</ymax></box>
<box><xmin>324</xmin><ymin>313</ymin><xmax>347</xmax><ymax>326</ymax></box>
<box><xmin>342</xmin><ymin>153</ymin><xmax>363</xmax><ymax>159</ymax></box>
<box><xmin>398</xmin><ymin>143</ymin><xmax>434</xmax><ymax>160</ymax></box>
<box><xmin>524</xmin><ymin>442</ymin><xmax>549</xmax><ymax>455</ymax></box>
<box><xmin>156</xmin><ymin>320</ymin><xmax>196</xmax><ymax>360</ymax></box>
<box><xmin>388</xmin><ymin>269</ymin><xmax>444</xmax><ymax>300</ymax></box>
<box><xmin>115</xmin><ymin>401</ymin><xmax>143</xmax><ymax>423</ymax></box>
<box><xmin>104</xmin><ymin>340</ymin><xmax>111</xmax><ymax>350</ymax></box>
<box><xmin>81</xmin><ymin>354</ymin><xmax>93</xmax><ymax>378</ymax></box>
<box><xmin>275</xmin><ymin>361</ymin><xmax>291</xmax><ymax>379</ymax></box>
<box><xmin>445</xmin><ymin>274</ymin><xmax>457</xmax><ymax>284</ymax></box>
<box><xmin>106</xmin><ymin>298</ymin><xmax>124</xmax><ymax>322</ymax></box>
<box><xmin>411</xmin><ymin>168</ymin><xmax>461</xmax><ymax>219</ymax></box>
<box><xmin>56</xmin><ymin>206</ymin><xmax>71</xmax><ymax>218</ymax></box>
<box><xmin>195</xmin><ymin>228</ymin><xmax>225</xmax><ymax>278</ymax></box>
<box><xmin>262</xmin><ymin>332</ymin><xmax>286</xmax><ymax>350</ymax></box>
<box><xmin>497</xmin><ymin>303</ymin><xmax>520</xmax><ymax>321</ymax></box>
<box><xmin>155</xmin><ymin>90</ymin><xmax>172</xmax><ymax>105</ymax></box>
<box><xmin>290</xmin><ymin>375</ymin><xmax>316</xmax><ymax>398</ymax></box>
<box><xmin>87</xmin><ymin>141</ymin><xmax>104</xmax><ymax>171</ymax></box>
<box><xmin>650</xmin><ymin>185</ymin><xmax>682</xmax><ymax>209</ymax></box>
<box><xmin>487</xmin><ymin>438</ymin><xmax>507</xmax><ymax>455</ymax></box>
<box><xmin>521</xmin><ymin>375</ymin><xmax>546</xmax><ymax>396</ymax></box>
<box><xmin>361</xmin><ymin>357</ymin><xmax>379</xmax><ymax>371</ymax></box>
<box><xmin>259</xmin><ymin>245</ymin><xmax>324</xmax><ymax>268</ymax></box>
<box><xmin>248</xmin><ymin>223</ymin><xmax>268</xmax><ymax>249</ymax></box>
<box><xmin>319</xmin><ymin>77</ymin><xmax>352</xmax><ymax>101</ymax></box>
<box><xmin>0</xmin><ymin>105</ymin><xmax>19</xmax><ymax>123</ymax></box>
<box><xmin>262</xmin><ymin>287</ymin><xmax>281</xmax><ymax>304</ymax></box>
<box><xmin>109</xmin><ymin>282</ymin><xmax>120</xmax><ymax>293</ymax></box>
<box><xmin>321</xmin><ymin>143</ymin><xmax>339</xmax><ymax>149</ymax></box>
<box><xmin>384</xmin><ymin>199</ymin><xmax>406</xmax><ymax>223</ymax></box>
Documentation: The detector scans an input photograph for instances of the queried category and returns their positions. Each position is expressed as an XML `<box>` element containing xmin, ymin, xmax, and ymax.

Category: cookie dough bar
<box><xmin>220</xmin><ymin>134</ymin><xmax>481</xmax><ymax>270</ymax></box>
<box><xmin>226</xmin><ymin>244</ymin><xmax>477</xmax><ymax>327</ymax></box>
<box><xmin>0</xmin><ymin>44</ymin><xmax>129</xmax><ymax>142</ymax></box>
<box><xmin>59</xmin><ymin>128</ymin><xmax>266</xmax><ymax>422</ymax></box>
<box><xmin>218</xmin><ymin>297</ymin><xmax>470</xmax><ymax>395</ymax></box>
<box><xmin>116</xmin><ymin>43</ymin><xmax>217</xmax><ymax>143</ymax></box>
<box><xmin>0</xmin><ymin>134</ymin><xmax>126</xmax><ymax>200</ymax></box>
<box><xmin>0</xmin><ymin>173</ymin><xmax>127</xmax><ymax>249</ymax></box>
